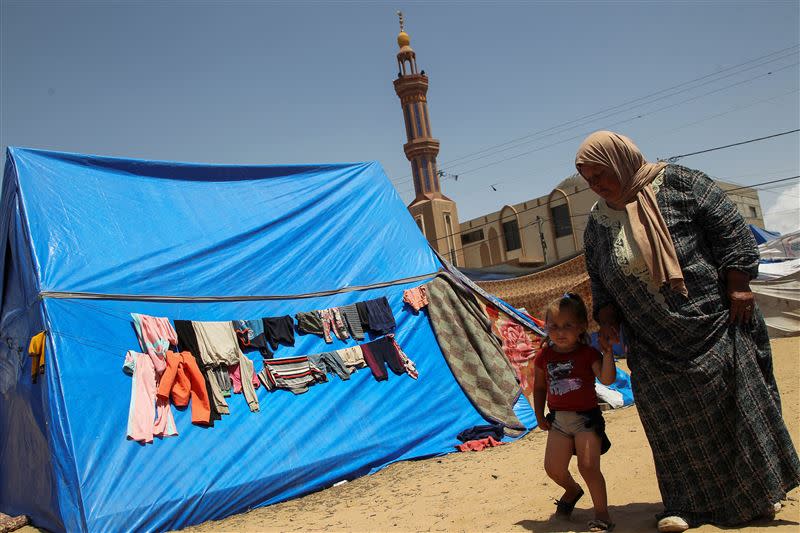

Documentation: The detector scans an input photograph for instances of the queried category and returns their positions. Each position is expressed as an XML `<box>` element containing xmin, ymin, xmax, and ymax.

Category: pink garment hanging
<box><xmin>229</xmin><ymin>362</ymin><xmax>261</xmax><ymax>394</ymax></box>
<box><xmin>124</xmin><ymin>350</ymin><xmax>178</xmax><ymax>443</ymax></box>
<box><xmin>131</xmin><ymin>313</ymin><xmax>178</xmax><ymax>357</ymax></box>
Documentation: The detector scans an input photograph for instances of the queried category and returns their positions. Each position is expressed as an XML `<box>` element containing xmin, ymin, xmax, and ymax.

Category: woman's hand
<box><xmin>727</xmin><ymin>269</ymin><xmax>756</xmax><ymax>324</ymax></box>
<box><xmin>537</xmin><ymin>415</ymin><xmax>551</xmax><ymax>431</ymax></box>
<box><xmin>597</xmin><ymin>304</ymin><xmax>621</xmax><ymax>354</ymax></box>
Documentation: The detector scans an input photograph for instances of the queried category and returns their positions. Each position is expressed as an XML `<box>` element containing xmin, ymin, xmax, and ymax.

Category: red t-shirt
<box><xmin>533</xmin><ymin>344</ymin><xmax>601</xmax><ymax>411</ymax></box>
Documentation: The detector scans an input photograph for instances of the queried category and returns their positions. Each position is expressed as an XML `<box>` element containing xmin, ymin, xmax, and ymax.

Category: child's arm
<box><xmin>533</xmin><ymin>366</ymin><xmax>550</xmax><ymax>430</ymax></box>
<box><xmin>592</xmin><ymin>349</ymin><xmax>617</xmax><ymax>386</ymax></box>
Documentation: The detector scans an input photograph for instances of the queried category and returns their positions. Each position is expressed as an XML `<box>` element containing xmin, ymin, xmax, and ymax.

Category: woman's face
<box><xmin>578</xmin><ymin>163</ymin><xmax>624</xmax><ymax>206</ymax></box>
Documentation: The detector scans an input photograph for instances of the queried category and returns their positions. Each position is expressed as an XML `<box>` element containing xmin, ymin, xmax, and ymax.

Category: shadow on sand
<box><xmin>514</xmin><ymin>501</ymin><xmax>798</xmax><ymax>532</ymax></box>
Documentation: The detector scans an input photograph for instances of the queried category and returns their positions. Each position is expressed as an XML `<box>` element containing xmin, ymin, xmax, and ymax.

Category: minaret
<box><xmin>393</xmin><ymin>12</ymin><xmax>463</xmax><ymax>266</ymax></box>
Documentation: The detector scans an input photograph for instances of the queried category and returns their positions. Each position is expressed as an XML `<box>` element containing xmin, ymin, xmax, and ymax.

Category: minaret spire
<box><xmin>392</xmin><ymin>13</ymin><xmax>462</xmax><ymax>266</ymax></box>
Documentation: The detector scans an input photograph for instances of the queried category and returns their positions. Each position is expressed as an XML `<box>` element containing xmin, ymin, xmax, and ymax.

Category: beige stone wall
<box><xmin>459</xmin><ymin>176</ymin><xmax>764</xmax><ymax>268</ymax></box>
<box><xmin>410</xmin><ymin>198</ymin><xmax>464</xmax><ymax>266</ymax></box>
<box><xmin>716</xmin><ymin>180</ymin><xmax>765</xmax><ymax>228</ymax></box>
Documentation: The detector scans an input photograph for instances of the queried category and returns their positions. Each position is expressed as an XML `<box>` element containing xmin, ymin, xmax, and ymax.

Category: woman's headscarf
<box><xmin>575</xmin><ymin>131</ymin><xmax>687</xmax><ymax>296</ymax></box>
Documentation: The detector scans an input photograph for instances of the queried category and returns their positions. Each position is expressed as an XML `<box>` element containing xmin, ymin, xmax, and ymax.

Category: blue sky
<box><xmin>2</xmin><ymin>1</ymin><xmax>799</xmax><ymax>231</ymax></box>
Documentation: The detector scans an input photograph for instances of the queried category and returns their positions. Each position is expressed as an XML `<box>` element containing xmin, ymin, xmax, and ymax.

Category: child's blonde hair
<box><xmin>543</xmin><ymin>292</ymin><xmax>591</xmax><ymax>345</ymax></box>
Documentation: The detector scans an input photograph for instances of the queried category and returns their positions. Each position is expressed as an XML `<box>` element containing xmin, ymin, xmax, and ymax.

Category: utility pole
<box><xmin>537</xmin><ymin>216</ymin><xmax>548</xmax><ymax>265</ymax></box>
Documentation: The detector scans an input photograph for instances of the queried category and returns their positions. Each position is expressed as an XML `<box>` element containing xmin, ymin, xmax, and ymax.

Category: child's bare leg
<box><xmin>574</xmin><ymin>431</ymin><xmax>610</xmax><ymax>521</ymax></box>
<box><xmin>544</xmin><ymin>430</ymin><xmax>581</xmax><ymax>501</ymax></box>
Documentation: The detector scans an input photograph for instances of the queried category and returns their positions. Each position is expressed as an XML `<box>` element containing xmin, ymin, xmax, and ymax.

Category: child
<box><xmin>533</xmin><ymin>293</ymin><xmax>617</xmax><ymax>532</ymax></box>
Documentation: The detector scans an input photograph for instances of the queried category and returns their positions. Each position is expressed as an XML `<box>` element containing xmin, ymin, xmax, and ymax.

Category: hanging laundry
<box><xmin>131</xmin><ymin>313</ymin><xmax>178</xmax><ymax>358</ymax></box>
<box><xmin>28</xmin><ymin>331</ymin><xmax>46</xmax><ymax>383</ymax></box>
<box><xmin>233</xmin><ymin>319</ymin><xmax>272</xmax><ymax>358</ymax></box>
<box><xmin>229</xmin><ymin>361</ymin><xmax>260</xmax><ymax>394</ymax></box>
<box><xmin>156</xmin><ymin>350</ymin><xmax>211</xmax><ymax>426</ymax></box>
<box><xmin>123</xmin><ymin>350</ymin><xmax>178</xmax><ymax>443</ymax></box>
<box><xmin>239</xmin><ymin>355</ymin><xmax>259</xmax><ymax>412</ymax></box>
<box><xmin>262</xmin><ymin>315</ymin><xmax>295</xmax><ymax>352</ymax></box>
<box><xmin>174</xmin><ymin>320</ymin><xmax>224</xmax><ymax>422</ymax></box>
<box><xmin>257</xmin><ymin>356</ymin><xmax>328</xmax><ymax>394</ymax></box>
<box><xmin>317</xmin><ymin>308</ymin><xmax>349</xmax><ymax>343</ymax></box>
<box><xmin>335</xmin><ymin>346</ymin><xmax>367</xmax><ymax>371</ymax></box>
<box><xmin>403</xmin><ymin>286</ymin><xmax>430</xmax><ymax>312</ymax></box>
<box><xmin>212</xmin><ymin>366</ymin><xmax>232</xmax><ymax>398</ymax></box>
<box><xmin>308</xmin><ymin>352</ymin><xmax>351</xmax><ymax>381</ymax></box>
<box><xmin>387</xmin><ymin>334</ymin><xmax>419</xmax><ymax>380</ymax></box>
<box><xmin>229</xmin><ymin>354</ymin><xmax>259</xmax><ymax>412</ymax></box>
<box><xmin>191</xmin><ymin>321</ymin><xmax>242</xmax><ymax>367</ymax></box>
<box><xmin>295</xmin><ymin>311</ymin><xmax>324</xmax><ymax>337</ymax></box>
<box><xmin>426</xmin><ymin>274</ymin><xmax>525</xmax><ymax>436</ymax></box>
<box><xmin>338</xmin><ymin>304</ymin><xmax>365</xmax><ymax>340</ymax></box>
<box><xmin>364</xmin><ymin>297</ymin><xmax>396</xmax><ymax>335</ymax></box>
<box><xmin>355</xmin><ymin>302</ymin><xmax>370</xmax><ymax>330</ymax></box>
<box><xmin>361</xmin><ymin>336</ymin><xmax>407</xmax><ymax>381</ymax></box>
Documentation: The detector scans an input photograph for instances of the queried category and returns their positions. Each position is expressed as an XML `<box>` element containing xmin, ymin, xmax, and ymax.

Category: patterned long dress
<box><xmin>583</xmin><ymin>164</ymin><xmax>800</xmax><ymax>526</ymax></box>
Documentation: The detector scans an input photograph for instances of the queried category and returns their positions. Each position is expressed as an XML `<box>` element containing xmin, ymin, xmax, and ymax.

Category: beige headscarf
<box><xmin>575</xmin><ymin>131</ymin><xmax>687</xmax><ymax>296</ymax></box>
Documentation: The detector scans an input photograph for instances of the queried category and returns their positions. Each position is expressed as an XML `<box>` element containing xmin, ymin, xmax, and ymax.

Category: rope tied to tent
<box><xmin>37</xmin><ymin>272</ymin><xmax>440</xmax><ymax>303</ymax></box>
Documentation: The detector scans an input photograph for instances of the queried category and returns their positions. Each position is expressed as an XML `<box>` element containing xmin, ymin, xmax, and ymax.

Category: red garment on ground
<box><xmin>533</xmin><ymin>344</ymin><xmax>601</xmax><ymax>411</ymax></box>
<box><xmin>455</xmin><ymin>436</ymin><xmax>505</xmax><ymax>452</ymax></box>
<box><xmin>156</xmin><ymin>350</ymin><xmax>211</xmax><ymax>425</ymax></box>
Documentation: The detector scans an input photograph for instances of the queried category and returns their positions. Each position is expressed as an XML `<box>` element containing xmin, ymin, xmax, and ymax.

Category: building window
<box><xmin>502</xmin><ymin>219</ymin><xmax>521</xmax><ymax>251</ymax></box>
<box><xmin>749</xmin><ymin>206</ymin><xmax>757</xmax><ymax>218</ymax></box>
<box><xmin>403</xmin><ymin>105</ymin><xmax>413</xmax><ymax>140</ymax></box>
<box><xmin>421</xmin><ymin>157</ymin><xmax>432</xmax><ymax>192</ymax></box>
<box><xmin>415</xmin><ymin>216</ymin><xmax>425</xmax><ymax>236</ymax></box>
<box><xmin>551</xmin><ymin>204</ymin><xmax>572</xmax><ymax>238</ymax></box>
<box><xmin>413</xmin><ymin>103</ymin><xmax>424</xmax><ymax>137</ymax></box>
<box><xmin>461</xmin><ymin>228</ymin><xmax>485</xmax><ymax>245</ymax></box>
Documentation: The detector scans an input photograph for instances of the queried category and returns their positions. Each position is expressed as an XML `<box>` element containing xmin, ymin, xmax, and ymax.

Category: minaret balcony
<box><xmin>393</xmin><ymin>75</ymin><xmax>429</xmax><ymax>96</ymax></box>
<box><xmin>403</xmin><ymin>138</ymin><xmax>440</xmax><ymax>159</ymax></box>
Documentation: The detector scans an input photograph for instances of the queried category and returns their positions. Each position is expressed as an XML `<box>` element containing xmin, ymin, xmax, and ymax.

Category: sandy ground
<box><xmin>180</xmin><ymin>337</ymin><xmax>800</xmax><ymax>533</ymax></box>
<box><xmin>14</xmin><ymin>337</ymin><xmax>799</xmax><ymax>533</ymax></box>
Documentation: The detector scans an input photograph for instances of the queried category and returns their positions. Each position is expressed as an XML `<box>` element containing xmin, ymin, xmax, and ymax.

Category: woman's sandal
<box><xmin>554</xmin><ymin>487</ymin><xmax>584</xmax><ymax>517</ymax></box>
<box><xmin>588</xmin><ymin>518</ymin><xmax>615</xmax><ymax>532</ymax></box>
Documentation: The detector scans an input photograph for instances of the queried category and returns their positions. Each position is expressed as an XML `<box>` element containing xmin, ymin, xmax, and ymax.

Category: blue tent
<box><xmin>1</xmin><ymin>148</ymin><xmax>547</xmax><ymax>532</ymax></box>
<box><xmin>749</xmin><ymin>224</ymin><xmax>781</xmax><ymax>245</ymax></box>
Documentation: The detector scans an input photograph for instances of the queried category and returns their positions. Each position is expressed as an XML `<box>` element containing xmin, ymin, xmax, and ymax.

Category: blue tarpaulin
<box><xmin>0</xmin><ymin>148</ymin><xmax>551</xmax><ymax>532</ymax></box>
<box><xmin>749</xmin><ymin>224</ymin><xmax>781</xmax><ymax>245</ymax></box>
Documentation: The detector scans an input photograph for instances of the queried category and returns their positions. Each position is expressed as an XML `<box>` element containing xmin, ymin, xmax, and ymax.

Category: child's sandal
<box><xmin>554</xmin><ymin>487</ymin><xmax>584</xmax><ymax>517</ymax></box>
<box><xmin>588</xmin><ymin>519</ymin><xmax>615</xmax><ymax>532</ymax></box>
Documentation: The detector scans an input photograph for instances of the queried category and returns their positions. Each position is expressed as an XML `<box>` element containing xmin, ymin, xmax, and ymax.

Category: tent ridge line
<box><xmin>37</xmin><ymin>272</ymin><xmax>440</xmax><ymax>302</ymax></box>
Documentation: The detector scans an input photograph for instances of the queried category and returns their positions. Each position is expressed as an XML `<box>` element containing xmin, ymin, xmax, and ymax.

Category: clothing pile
<box><xmin>120</xmin><ymin>295</ymin><xmax>418</xmax><ymax>444</ymax></box>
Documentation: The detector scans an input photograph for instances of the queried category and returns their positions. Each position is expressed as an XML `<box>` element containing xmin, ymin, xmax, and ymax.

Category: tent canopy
<box><xmin>0</xmin><ymin>148</ymin><xmax>537</xmax><ymax>532</ymax></box>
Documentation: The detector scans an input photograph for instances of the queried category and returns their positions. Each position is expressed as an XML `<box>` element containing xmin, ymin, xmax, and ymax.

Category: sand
<box><xmin>182</xmin><ymin>337</ymin><xmax>799</xmax><ymax>533</ymax></box>
<box><xmin>15</xmin><ymin>337</ymin><xmax>799</xmax><ymax>533</ymax></box>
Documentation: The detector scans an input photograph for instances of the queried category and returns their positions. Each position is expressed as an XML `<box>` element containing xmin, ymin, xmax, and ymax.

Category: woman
<box><xmin>576</xmin><ymin>131</ymin><xmax>799</xmax><ymax>532</ymax></box>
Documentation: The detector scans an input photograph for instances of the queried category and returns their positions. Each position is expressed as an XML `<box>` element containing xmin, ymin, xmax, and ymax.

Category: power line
<box><xmin>436</xmin><ymin>174</ymin><xmax>800</xmax><ymax>258</ymax></box>
<box><xmin>447</xmin><ymin>62</ymin><xmax>799</xmax><ymax>181</ymax></box>
<box><xmin>395</xmin><ymin>59</ymin><xmax>799</xmax><ymax>197</ymax></box>
<box><xmin>389</xmin><ymin>43</ymin><xmax>799</xmax><ymax>187</ymax></box>
<box><xmin>422</xmin><ymin>164</ymin><xmax>800</xmax><ymax>251</ymax></box>
<box><xmin>665</xmin><ymin>129</ymin><xmax>800</xmax><ymax>162</ymax></box>
<box><xmin>437</xmin><ymin>51</ymin><xmax>799</xmax><ymax>175</ymax></box>
<box><xmin>447</xmin><ymin>87</ymin><xmax>800</xmax><ymax>196</ymax></box>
